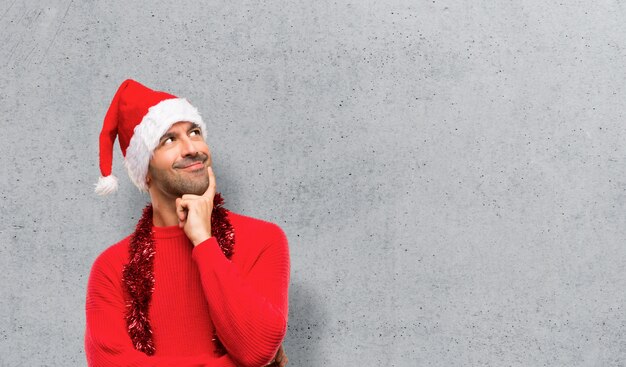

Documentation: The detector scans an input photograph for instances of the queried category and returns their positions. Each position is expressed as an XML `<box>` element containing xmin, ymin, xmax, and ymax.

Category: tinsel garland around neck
<box><xmin>122</xmin><ymin>192</ymin><xmax>235</xmax><ymax>356</ymax></box>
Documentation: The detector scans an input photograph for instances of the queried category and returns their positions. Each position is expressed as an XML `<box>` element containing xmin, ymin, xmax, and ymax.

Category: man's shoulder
<box><xmin>226</xmin><ymin>210</ymin><xmax>289</xmax><ymax>253</ymax></box>
<box><xmin>224</xmin><ymin>211</ymin><xmax>289</xmax><ymax>264</ymax></box>
<box><xmin>227</xmin><ymin>210</ymin><xmax>286</xmax><ymax>238</ymax></box>
<box><xmin>89</xmin><ymin>234</ymin><xmax>133</xmax><ymax>275</ymax></box>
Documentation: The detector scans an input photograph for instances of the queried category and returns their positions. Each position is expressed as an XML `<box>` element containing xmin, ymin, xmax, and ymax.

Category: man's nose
<box><xmin>180</xmin><ymin>136</ymin><xmax>198</xmax><ymax>157</ymax></box>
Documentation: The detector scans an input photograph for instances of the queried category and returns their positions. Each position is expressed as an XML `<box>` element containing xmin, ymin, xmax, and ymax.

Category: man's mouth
<box><xmin>174</xmin><ymin>153</ymin><xmax>208</xmax><ymax>171</ymax></box>
<box><xmin>179</xmin><ymin>162</ymin><xmax>204</xmax><ymax>170</ymax></box>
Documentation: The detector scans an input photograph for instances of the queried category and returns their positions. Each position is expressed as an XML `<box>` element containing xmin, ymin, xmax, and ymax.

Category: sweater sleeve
<box><xmin>84</xmin><ymin>250</ymin><xmax>239</xmax><ymax>367</ymax></box>
<box><xmin>191</xmin><ymin>224</ymin><xmax>290</xmax><ymax>367</ymax></box>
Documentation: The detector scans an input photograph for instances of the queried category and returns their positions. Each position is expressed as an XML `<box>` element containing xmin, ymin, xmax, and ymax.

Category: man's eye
<box><xmin>190</xmin><ymin>129</ymin><xmax>201</xmax><ymax>136</ymax></box>
<box><xmin>163</xmin><ymin>137</ymin><xmax>174</xmax><ymax>144</ymax></box>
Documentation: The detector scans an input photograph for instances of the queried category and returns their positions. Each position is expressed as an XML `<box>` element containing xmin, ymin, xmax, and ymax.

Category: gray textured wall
<box><xmin>2</xmin><ymin>1</ymin><xmax>626</xmax><ymax>366</ymax></box>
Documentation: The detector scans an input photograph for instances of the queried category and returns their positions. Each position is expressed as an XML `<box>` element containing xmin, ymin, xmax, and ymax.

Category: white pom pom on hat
<box><xmin>94</xmin><ymin>174</ymin><xmax>119</xmax><ymax>196</ymax></box>
<box><xmin>95</xmin><ymin>79</ymin><xmax>207</xmax><ymax>195</ymax></box>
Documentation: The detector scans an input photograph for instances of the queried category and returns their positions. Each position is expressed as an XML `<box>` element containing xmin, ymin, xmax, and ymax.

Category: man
<box><xmin>85</xmin><ymin>79</ymin><xmax>289</xmax><ymax>367</ymax></box>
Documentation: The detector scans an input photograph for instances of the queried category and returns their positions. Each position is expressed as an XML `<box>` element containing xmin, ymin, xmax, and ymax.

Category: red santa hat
<box><xmin>95</xmin><ymin>79</ymin><xmax>206</xmax><ymax>195</ymax></box>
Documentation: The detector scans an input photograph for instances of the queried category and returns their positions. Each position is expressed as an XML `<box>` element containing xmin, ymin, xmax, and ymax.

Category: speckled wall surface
<box><xmin>2</xmin><ymin>1</ymin><xmax>626</xmax><ymax>366</ymax></box>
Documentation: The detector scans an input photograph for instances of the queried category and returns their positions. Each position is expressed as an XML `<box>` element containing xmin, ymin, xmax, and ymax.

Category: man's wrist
<box><xmin>192</xmin><ymin>233</ymin><xmax>213</xmax><ymax>247</ymax></box>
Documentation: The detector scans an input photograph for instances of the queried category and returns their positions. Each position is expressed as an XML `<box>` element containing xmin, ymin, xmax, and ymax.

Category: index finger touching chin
<box><xmin>203</xmin><ymin>166</ymin><xmax>216</xmax><ymax>197</ymax></box>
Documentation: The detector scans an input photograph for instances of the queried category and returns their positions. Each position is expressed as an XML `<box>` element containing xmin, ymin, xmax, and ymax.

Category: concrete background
<box><xmin>1</xmin><ymin>0</ymin><xmax>626</xmax><ymax>365</ymax></box>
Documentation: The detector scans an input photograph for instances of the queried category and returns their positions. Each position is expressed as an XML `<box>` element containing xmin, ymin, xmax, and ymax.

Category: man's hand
<box><xmin>265</xmin><ymin>344</ymin><xmax>288</xmax><ymax>367</ymax></box>
<box><xmin>175</xmin><ymin>165</ymin><xmax>216</xmax><ymax>246</ymax></box>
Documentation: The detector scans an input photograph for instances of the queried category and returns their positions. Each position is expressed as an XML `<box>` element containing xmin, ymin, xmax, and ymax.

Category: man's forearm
<box><xmin>192</xmin><ymin>231</ymin><xmax>290</xmax><ymax>367</ymax></box>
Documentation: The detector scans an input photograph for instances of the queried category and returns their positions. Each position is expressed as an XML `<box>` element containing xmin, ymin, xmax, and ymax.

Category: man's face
<box><xmin>147</xmin><ymin>121</ymin><xmax>212</xmax><ymax>198</ymax></box>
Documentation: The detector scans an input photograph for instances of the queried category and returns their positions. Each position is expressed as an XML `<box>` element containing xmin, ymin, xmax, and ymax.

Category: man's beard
<box><xmin>149</xmin><ymin>154</ymin><xmax>210</xmax><ymax>197</ymax></box>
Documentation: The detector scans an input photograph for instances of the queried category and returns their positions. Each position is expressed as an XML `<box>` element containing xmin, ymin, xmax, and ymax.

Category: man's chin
<box><xmin>183</xmin><ymin>189</ymin><xmax>207</xmax><ymax>196</ymax></box>
<box><xmin>178</xmin><ymin>182</ymin><xmax>210</xmax><ymax>196</ymax></box>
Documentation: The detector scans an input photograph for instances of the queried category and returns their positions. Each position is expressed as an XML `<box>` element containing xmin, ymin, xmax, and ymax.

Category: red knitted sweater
<box><xmin>85</xmin><ymin>211</ymin><xmax>290</xmax><ymax>367</ymax></box>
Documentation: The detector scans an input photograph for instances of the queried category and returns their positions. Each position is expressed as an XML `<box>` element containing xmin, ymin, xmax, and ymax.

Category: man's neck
<box><xmin>151</xmin><ymin>197</ymin><xmax>179</xmax><ymax>227</ymax></box>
